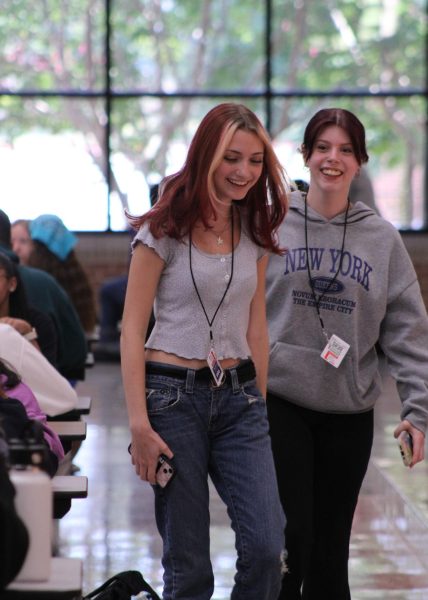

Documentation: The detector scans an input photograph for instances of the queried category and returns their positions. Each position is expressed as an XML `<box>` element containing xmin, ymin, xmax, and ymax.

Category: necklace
<box><xmin>189</xmin><ymin>208</ymin><xmax>235</xmax><ymax>343</ymax></box>
<box><xmin>207</xmin><ymin>222</ymin><xmax>231</xmax><ymax>245</ymax></box>
<box><xmin>206</xmin><ymin>211</ymin><xmax>233</xmax><ymax>245</ymax></box>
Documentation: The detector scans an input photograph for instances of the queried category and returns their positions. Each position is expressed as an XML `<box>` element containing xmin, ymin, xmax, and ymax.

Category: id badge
<box><xmin>321</xmin><ymin>334</ymin><xmax>350</xmax><ymax>368</ymax></box>
<box><xmin>207</xmin><ymin>348</ymin><xmax>225</xmax><ymax>386</ymax></box>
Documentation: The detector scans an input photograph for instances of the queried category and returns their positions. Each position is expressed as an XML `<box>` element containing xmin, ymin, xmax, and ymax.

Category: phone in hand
<box><xmin>127</xmin><ymin>444</ymin><xmax>176</xmax><ymax>487</ymax></box>
<box><xmin>156</xmin><ymin>454</ymin><xmax>176</xmax><ymax>488</ymax></box>
<box><xmin>397</xmin><ymin>431</ymin><xmax>413</xmax><ymax>467</ymax></box>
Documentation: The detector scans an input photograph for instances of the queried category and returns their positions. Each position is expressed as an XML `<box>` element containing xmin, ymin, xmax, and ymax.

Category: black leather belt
<box><xmin>146</xmin><ymin>359</ymin><xmax>256</xmax><ymax>386</ymax></box>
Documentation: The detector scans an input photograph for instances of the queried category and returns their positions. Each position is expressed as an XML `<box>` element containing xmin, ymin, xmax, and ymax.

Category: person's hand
<box><xmin>0</xmin><ymin>317</ymin><xmax>32</xmax><ymax>336</ymax></box>
<box><xmin>394</xmin><ymin>419</ymin><xmax>425</xmax><ymax>467</ymax></box>
<box><xmin>128</xmin><ymin>425</ymin><xmax>174</xmax><ymax>483</ymax></box>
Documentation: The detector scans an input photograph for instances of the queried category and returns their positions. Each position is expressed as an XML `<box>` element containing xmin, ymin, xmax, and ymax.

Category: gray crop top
<box><xmin>132</xmin><ymin>215</ymin><xmax>266</xmax><ymax>360</ymax></box>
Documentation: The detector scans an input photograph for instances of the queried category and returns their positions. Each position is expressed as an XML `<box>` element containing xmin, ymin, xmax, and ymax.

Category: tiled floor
<box><xmin>58</xmin><ymin>360</ymin><xmax>428</xmax><ymax>599</ymax></box>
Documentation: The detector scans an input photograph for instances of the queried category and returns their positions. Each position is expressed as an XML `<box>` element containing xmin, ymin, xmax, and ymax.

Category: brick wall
<box><xmin>402</xmin><ymin>233</ymin><xmax>428</xmax><ymax>312</ymax></box>
<box><xmin>413</xmin><ymin>261</ymin><xmax>428</xmax><ymax>309</ymax></box>
<box><xmin>74</xmin><ymin>231</ymin><xmax>428</xmax><ymax>322</ymax></box>
<box><xmin>74</xmin><ymin>232</ymin><xmax>130</xmax><ymax>316</ymax></box>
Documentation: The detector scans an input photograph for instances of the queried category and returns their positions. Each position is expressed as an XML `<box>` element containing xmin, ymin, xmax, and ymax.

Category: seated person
<box><xmin>99</xmin><ymin>275</ymin><xmax>128</xmax><ymax>344</ymax></box>
<box><xmin>11</xmin><ymin>219</ymin><xmax>32</xmax><ymax>266</ymax></box>
<box><xmin>95</xmin><ymin>275</ymin><xmax>127</xmax><ymax>360</ymax></box>
<box><xmin>0</xmin><ymin>359</ymin><xmax>64</xmax><ymax>476</ymax></box>
<box><xmin>95</xmin><ymin>187</ymin><xmax>159</xmax><ymax>360</ymax></box>
<box><xmin>0</xmin><ymin>323</ymin><xmax>78</xmax><ymax>417</ymax></box>
<box><xmin>0</xmin><ymin>253</ymin><xmax>58</xmax><ymax>365</ymax></box>
<box><xmin>95</xmin><ymin>274</ymin><xmax>155</xmax><ymax>360</ymax></box>
<box><xmin>27</xmin><ymin>214</ymin><xmax>97</xmax><ymax>337</ymax></box>
<box><xmin>0</xmin><ymin>211</ymin><xmax>87</xmax><ymax>381</ymax></box>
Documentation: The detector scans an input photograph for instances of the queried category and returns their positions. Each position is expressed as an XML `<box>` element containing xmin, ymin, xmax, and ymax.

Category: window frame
<box><xmin>1</xmin><ymin>0</ymin><xmax>426</xmax><ymax>232</ymax></box>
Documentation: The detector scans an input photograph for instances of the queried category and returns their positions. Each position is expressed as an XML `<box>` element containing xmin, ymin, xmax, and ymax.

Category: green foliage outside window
<box><xmin>0</xmin><ymin>0</ymin><xmax>425</xmax><ymax>229</ymax></box>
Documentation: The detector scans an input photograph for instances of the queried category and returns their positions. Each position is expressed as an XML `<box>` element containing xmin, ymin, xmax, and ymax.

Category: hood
<box><xmin>289</xmin><ymin>190</ymin><xmax>377</xmax><ymax>225</ymax></box>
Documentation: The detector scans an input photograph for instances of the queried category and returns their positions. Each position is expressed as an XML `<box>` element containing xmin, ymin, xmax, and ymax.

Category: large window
<box><xmin>1</xmin><ymin>0</ymin><xmax>426</xmax><ymax>230</ymax></box>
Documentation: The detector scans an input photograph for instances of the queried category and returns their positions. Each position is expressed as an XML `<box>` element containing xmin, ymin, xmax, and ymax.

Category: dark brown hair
<box><xmin>0</xmin><ymin>359</ymin><xmax>21</xmax><ymax>395</ymax></box>
<box><xmin>0</xmin><ymin>252</ymin><xmax>31</xmax><ymax>322</ymax></box>
<box><xmin>301</xmin><ymin>108</ymin><xmax>369</xmax><ymax>166</ymax></box>
<box><xmin>27</xmin><ymin>242</ymin><xmax>97</xmax><ymax>333</ymax></box>
<box><xmin>128</xmin><ymin>103</ymin><xmax>289</xmax><ymax>254</ymax></box>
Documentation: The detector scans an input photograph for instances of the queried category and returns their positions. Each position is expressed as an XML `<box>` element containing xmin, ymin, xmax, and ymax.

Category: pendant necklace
<box><xmin>189</xmin><ymin>209</ymin><xmax>235</xmax><ymax>386</ymax></box>
<box><xmin>206</xmin><ymin>212</ymin><xmax>232</xmax><ymax>246</ymax></box>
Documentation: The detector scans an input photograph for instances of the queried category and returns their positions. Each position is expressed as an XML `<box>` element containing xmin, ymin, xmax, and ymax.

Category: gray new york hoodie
<box><xmin>266</xmin><ymin>191</ymin><xmax>428</xmax><ymax>433</ymax></box>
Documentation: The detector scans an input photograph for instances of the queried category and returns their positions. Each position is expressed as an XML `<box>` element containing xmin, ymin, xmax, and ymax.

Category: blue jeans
<box><xmin>146</xmin><ymin>361</ymin><xmax>286</xmax><ymax>600</ymax></box>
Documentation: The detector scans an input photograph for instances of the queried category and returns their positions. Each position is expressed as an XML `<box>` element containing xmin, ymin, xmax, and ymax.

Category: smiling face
<box><xmin>305</xmin><ymin>125</ymin><xmax>360</xmax><ymax>197</ymax></box>
<box><xmin>212</xmin><ymin>128</ymin><xmax>264</xmax><ymax>204</ymax></box>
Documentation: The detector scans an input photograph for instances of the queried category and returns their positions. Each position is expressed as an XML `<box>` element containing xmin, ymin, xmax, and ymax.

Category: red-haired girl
<box><xmin>121</xmin><ymin>103</ymin><xmax>289</xmax><ymax>599</ymax></box>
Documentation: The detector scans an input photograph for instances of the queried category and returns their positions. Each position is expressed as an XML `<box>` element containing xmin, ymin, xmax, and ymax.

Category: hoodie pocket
<box><xmin>268</xmin><ymin>341</ymin><xmax>369</xmax><ymax>413</ymax></box>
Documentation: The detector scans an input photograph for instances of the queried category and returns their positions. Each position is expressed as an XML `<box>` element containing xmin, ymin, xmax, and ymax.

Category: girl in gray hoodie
<box><xmin>266</xmin><ymin>108</ymin><xmax>428</xmax><ymax>599</ymax></box>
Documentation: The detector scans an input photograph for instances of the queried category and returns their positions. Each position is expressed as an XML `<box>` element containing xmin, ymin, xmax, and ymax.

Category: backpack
<box><xmin>83</xmin><ymin>570</ymin><xmax>161</xmax><ymax>600</ymax></box>
<box><xmin>0</xmin><ymin>398</ymin><xmax>57</xmax><ymax>477</ymax></box>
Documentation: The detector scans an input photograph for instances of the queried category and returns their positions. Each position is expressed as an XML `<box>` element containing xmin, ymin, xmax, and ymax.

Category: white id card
<box><xmin>321</xmin><ymin>334</ymin><xmax>350</xmax><ymax>368</ymax></box>
<box><xmin>207</xmin><ymin>348</ymin><xmax>225</xmax><ymax>386</ymax></box>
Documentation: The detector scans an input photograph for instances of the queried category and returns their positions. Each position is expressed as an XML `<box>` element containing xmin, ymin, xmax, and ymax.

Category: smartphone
<box><xmin>156</xmin><ymin>454</ymin><xmax>176</xmax><ymax>488</ymax></box>
<box><xmin>127</xmin><ymin>445</ymin><xmax>176</xmax><ymax>487</ymax></box>
<box><xmin>397</xmin><ymin>431</ymin><xmax>413</xmax><ymax>467</ymax></box>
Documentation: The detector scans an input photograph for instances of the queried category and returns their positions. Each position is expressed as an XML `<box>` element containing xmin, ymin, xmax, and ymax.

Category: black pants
<box><xmin>267</xmin><ymin>393</ymin><xmax>373</xmax><ymax>600</ymax></box>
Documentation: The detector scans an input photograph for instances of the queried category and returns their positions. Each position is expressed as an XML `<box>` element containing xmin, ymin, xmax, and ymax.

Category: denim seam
<box><xmin>214</xmin><ymin>456</ymin><xmax>249</xmax><ymax>586</ymax></box>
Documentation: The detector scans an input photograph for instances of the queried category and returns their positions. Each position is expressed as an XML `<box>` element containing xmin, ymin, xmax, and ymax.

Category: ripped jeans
<box><xmin>145</xmin><ymin>360</ymin><xmax>286</xmax><ymax>600</ymax></box>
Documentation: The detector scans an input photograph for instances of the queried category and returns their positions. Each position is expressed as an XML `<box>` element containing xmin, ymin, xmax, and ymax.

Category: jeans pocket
<box><xmin>146</xmin><ymin>385</ymin><xmax>181</xmax><ymax>413</ymax></box>
<box><xmin>240</xmin><ymin>381</ymin><xmax>264</xmax><ymax>404</ymax></box>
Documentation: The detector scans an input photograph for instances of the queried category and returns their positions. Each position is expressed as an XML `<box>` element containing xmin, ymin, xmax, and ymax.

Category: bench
<box><xmin>48</xmin><ymin>396</ymin><xmax>92</xmax><ymax>422</ymax></box>
<box><xmin>4</xmin><ymin>557</ymin><xmax>83</xmax><ymax>599</ymax></box>
<box><xmin>3</xmin><ymin>407</ymin><xmax>91</xmax><ymax>597</ymax></box>
<box><xmin>75</xmin><ymin>396</ymin><xmax>91</xmax><ymax>415</ymax></box>
<box><xmin>53</xmin><ymin>475</ymin><xmax>88</xmax><ymax>519</ymax></box>
<box><xmin>50</xmin><ymin>419</ymin><xmax>87</xmax><ymax>471</ymax></box>
<box><xmin>49</xmin><ymin>421</ymin><xmax>87</xmax><ymax>443</ymax></box>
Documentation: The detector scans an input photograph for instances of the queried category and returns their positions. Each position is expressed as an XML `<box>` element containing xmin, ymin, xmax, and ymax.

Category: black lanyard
<box><xmin>304</xmin><ymin>194</ymin><xmax>349</xmax><ymax>340</ymax></box>
<box><xmin>189</xmin><ymin>209</ymin><xmax>234</xmax><ymax>348</ymax></box>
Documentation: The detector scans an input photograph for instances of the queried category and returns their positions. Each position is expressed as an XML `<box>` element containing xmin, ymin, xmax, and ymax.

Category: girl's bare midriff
<box><xmin>145</xmin><ymin>348</ymin><xmax>241</xmax><ymax>370</ymax></box>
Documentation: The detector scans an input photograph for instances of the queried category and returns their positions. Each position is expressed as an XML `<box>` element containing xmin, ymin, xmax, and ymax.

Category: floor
<box><xmin>58</xmin><ymin>360</ymin><xmax>428</xmax><ymax>599</ymax></box>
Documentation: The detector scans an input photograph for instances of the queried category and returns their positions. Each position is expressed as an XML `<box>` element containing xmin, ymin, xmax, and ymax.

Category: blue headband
<box><xmin>30</xmin><ymin>215</ymin><xmax>76</xmax><ymax>261</ymax></box>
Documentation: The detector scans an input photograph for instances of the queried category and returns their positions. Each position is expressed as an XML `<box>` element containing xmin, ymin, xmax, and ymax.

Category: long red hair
<box><xmin>128</xmin><ymin>103</ymin><xmax>289</xmax><ymax>254</ymax></box>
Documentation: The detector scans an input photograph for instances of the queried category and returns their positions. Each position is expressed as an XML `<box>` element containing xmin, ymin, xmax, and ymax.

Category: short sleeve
<box><xmin>239</xmin><ymin>213</ymin><xmax>269</xmax><ymax>261</ymax></box>
<box><xmin>131</xmin><ymin>223</ymin><xmax>172</xmax><ymax>263</ymax></box>
<box><xmin>257</xmin><ymin>246</ymin><xmax>269</xmax><ymax>260</ymax></box>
